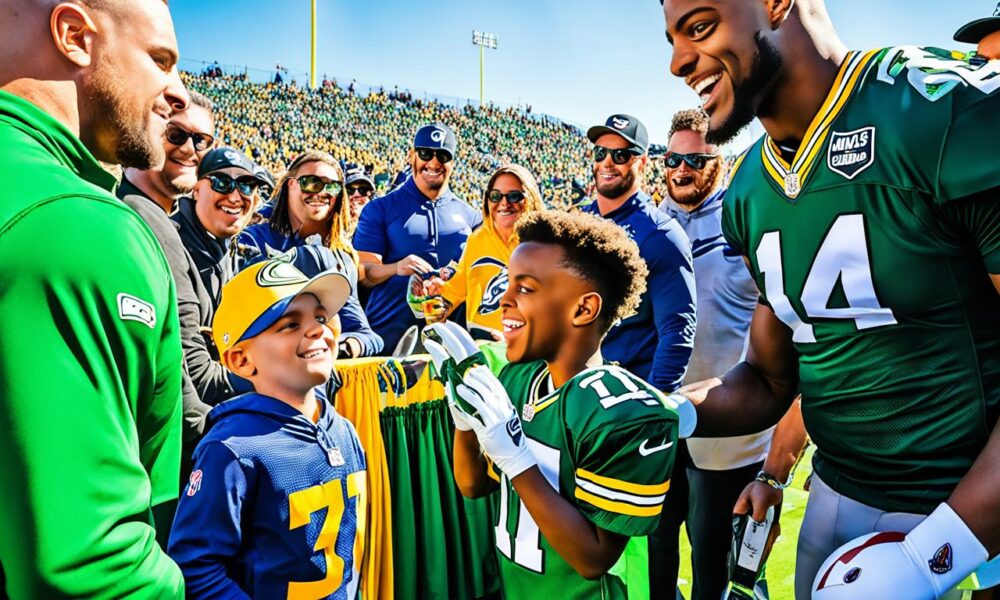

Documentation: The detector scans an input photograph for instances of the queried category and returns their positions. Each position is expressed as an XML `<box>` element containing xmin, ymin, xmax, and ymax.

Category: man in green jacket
<box><xmin>0</xmin><ymin>0</ymin><xmax>189</xmax><ymax>597</ymax></box>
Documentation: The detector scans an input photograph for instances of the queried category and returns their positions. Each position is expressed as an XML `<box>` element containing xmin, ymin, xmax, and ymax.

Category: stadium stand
<box><xmin>182</xmin><ymin>70</ymin><xmax>681</xmax><ymax>209</ymax></box>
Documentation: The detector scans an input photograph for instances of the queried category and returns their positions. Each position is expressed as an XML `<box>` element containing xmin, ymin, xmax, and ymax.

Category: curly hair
<box><xmin>515</xmin><ymin>210</ymin><xmax>648</xmax><ymax>332</ymax></box>
<box><xmin>668</xmin><ymin>108</ymin><xmax>710</xmax><ymax>140</ymax></box>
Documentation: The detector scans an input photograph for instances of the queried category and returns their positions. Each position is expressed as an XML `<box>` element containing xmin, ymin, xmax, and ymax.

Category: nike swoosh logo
<box><xmin>638</xmin><ymin>439</ymin><xmax>674</xmax><ymax>457</ymax></box>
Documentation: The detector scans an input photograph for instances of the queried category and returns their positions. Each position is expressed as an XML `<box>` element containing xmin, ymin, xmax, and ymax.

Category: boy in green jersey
<box><xmin>661</xmin><ymin>1</ymin><xmax>1000</xmax><ymax>597</ymax></box>
<box><xmin>424</xmin><ymin>210</ymin><xmax>681</xmax><ymax>599</ymax></box>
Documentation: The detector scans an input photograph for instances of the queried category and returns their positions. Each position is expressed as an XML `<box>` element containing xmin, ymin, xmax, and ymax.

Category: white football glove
<box><xmin>423</xmin><ymin>322</ymin><xmax>536</xmax><ymax>478</ymax></box>
<box><xmin>422</xmin><ymin>327</ymin><xmax>474</xmax><ymax>432</ymax></box>
<box><xmin>455</xmin><ymin>367</ymin><xmax>537</xmax><ymax>479</ymax></box>
<box><xmin>813</xmin><ymin>503</ymin><xmax>988</xmax><ymax>600</ymax></box>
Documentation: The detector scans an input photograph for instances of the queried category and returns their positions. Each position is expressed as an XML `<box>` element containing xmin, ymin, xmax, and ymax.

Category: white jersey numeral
<box><xmin>495</xmin><ymin>440</ymin><xmax>560</xmax><ymax>572</ymax></box>
<box><xmin>755</xmin><ymin>214</ymin><xmax>896</xmax><ymax>344</ymax></box>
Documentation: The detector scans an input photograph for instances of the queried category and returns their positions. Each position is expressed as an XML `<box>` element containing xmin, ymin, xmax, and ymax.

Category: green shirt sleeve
<box><xmin>934</xmin><ymin>68</ymin><xmax>1000</xmax><ymax>202</ymax></box>
<box><xmin>0</xmin><ymin>196</ymin><xmax>183</xmax><ymax>598</ymax></box>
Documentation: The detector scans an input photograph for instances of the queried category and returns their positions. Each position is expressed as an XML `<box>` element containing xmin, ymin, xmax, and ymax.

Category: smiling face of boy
<box><xmin>228</xmin><ymin>293</ymin><xmax>341</xmax><ymax>398</ymax></box>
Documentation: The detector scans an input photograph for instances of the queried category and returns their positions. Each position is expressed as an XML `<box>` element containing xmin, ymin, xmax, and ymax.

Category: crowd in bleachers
<box><xmin>182</xmin><ymin>71</ymin><xmax>696</xmax><ymax>209</ymax></box>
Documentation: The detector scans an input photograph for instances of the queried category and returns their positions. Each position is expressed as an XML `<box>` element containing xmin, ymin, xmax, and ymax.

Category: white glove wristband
<box><xmin>664</xmin><ymin>393</ymin><xmax>697</xmax><ymax>439</ymax></box>
<box><xmin>907</xmin><ymin>503</ymin><xmax>988</xmax><ymax>596</ymax></box>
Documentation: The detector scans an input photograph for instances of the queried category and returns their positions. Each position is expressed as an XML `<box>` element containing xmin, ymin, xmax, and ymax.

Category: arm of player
<box><xmin>168</xmin><ymin>442</ymin><xmax>253</xmax><ymax>600</ymax></box>
<box><xmin>452</xmin><ymin>429</ymin><xmax>500</xmax><ymax>498</ymax></box>
<box><xmin>646</xmin><ymin>231</ymin><xmax>697</xmax><ymax>392</ymax></box>
<box><xmin>733</xmin><ymin>397</ymin><xmax>807</xmax><ymax>526</ymax></box>
<box><xmin>512</xmin><ymin>469</ymin><xmax>630</xmax><ymax>579</ymax></box>
<box><xmin>677</xmin><ymin>301</ymin><xmax>799</xmax><ymax>437</ymax></box>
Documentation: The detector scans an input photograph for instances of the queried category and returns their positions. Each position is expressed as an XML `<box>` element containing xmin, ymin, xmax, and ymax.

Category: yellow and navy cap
<box><xmin>212</xmin><ymin>259</ymin><xmax>351</xmax><ymax>361</ymax></box>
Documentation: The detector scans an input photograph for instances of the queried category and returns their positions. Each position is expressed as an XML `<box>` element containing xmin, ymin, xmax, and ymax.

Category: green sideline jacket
<box><xmin>0</xmin><ymin>90</ymin><xmax>183</xmax><ymax>598</ymax></box>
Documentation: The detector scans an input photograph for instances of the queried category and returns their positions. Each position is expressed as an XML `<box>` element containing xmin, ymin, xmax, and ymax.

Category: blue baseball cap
<box><xmin>413</xmin><ymin>123</ymin><xmax>457</xmax><ymax>159</ymax></box>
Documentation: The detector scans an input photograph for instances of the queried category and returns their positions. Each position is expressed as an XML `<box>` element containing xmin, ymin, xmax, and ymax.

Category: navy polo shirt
<box><xmin>582</xmin><ymin>191</ymin><xmax>696</xmax><ymax>391</ymax></box>
<box><xmin>352</xmin><ymin>177</ymin><xmax>482</xmax><ymax>354</ymax></box>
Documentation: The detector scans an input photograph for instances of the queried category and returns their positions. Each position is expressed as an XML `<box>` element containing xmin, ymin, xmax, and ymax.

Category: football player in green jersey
<box><xmin>424</xmin><ymin>210</ymin><xmax>682</xmax><ymax>599</ymax></box>
<box><xmin>661</xmin><ymin>1</ymin><xmax>1000</xmax><ymax>598</ymax></box>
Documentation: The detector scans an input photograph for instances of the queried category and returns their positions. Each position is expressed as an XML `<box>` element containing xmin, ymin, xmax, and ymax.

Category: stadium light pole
<box><xmin>310</xmin><ymin>0</ymin><xmax>317</xmax><ymax>88</ymax></box>
<box><xmin>472</xmin><ymin>30</ymin><xmax>498</xmax><ymax>106</ymax></box>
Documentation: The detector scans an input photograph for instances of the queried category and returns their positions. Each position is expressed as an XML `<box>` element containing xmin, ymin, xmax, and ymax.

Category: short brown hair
<box><xmin>515</xmin><ymin>210</ymin><xmax>648</xmax><ymax>332</ymax></box>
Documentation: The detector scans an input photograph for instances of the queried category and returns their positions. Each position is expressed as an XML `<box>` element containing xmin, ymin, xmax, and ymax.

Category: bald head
<box><xmin>0</xmin><ymin>0</ymin><xmax>188</xmax><ymax>167</ymax></box>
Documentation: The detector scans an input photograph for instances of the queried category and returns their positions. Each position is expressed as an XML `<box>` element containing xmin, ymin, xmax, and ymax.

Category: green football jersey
<box><xmin>485</xmin><ymin>354</ymin><xmax>679</xmax><ymax>599</ymax></box>
<box><xmin>721</xmin><ymin>47</ymin><xmax>1000</xmax><ymax>514</ymax></box>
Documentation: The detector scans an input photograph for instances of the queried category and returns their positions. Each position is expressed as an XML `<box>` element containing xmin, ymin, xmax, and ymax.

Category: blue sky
<box><xmin>171</xmin><ymin>1</ymin><xmax>994</xmax><ymax>148</ymax></box>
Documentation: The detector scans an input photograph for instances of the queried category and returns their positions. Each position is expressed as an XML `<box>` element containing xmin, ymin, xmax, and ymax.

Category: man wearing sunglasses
<box><xmin>118</xmin><ymin>91</ymin><xmax>216</xmax><ymax>215</ymax></box>
<box><xmin>582</xmin><ymin>114</ymin><xmax>696</xmax><ymax>392</ymax></box>
<box><xmin>354</xmin><ymin>123</ymin><xmax>483</xmax><ymax>354</ymax></box>
<box><xmin>582</xmin><ymin>113</ymin><xmax>697</xmax><ymax>600</ymax></box>
<box><xmin>345</xmin><ymin>167</ymin><xmax>376</xmax><ymax>227</ymax></box>
<box><xmin>659</xmin><ymin>109</ymin><xmax>808</xmax><ymax>600</ymax></box>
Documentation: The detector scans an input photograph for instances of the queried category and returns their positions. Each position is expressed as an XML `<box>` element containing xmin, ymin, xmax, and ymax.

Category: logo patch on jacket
<box><xmin>928</xmin><ymin>543</ymin><xmax>953</xmax><ymax>574</ymax></box>
<box><xmin>187</xmin><ymin>470</ymin><xmax>203</xmax><ymax>496</ymax></box>
<box><xmin>117</xmin><ymin>293</ymin><xmax>156</xmax><ymax>328</ymax></box>
<box><xmin>827</xmin><ymin>126</ymin><xmax>875</xmax><ymax>179</ymax></box>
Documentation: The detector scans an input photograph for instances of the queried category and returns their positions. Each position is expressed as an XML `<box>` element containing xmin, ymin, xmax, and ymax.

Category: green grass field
<box><xmin>677</xmin><ymin>448</ymin><xmax>815</xmax><ymax>599</ymax></box>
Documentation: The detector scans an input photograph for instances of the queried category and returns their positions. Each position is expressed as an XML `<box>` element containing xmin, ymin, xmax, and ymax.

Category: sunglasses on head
<box><xmin>664</xmin><ymin>152</ymin><xmax>718</xmax><ymax>170</ymax></box>
<box><xmin>593</xmin><ymin>146</ymin><xmax>641</xmax><ymax>165</ymax></box>
<box><xmin>204</xmin><ymin>173</ymin><xmax>259</xmax><ymax>197</ymax></box>
<box><xmin>295</xmin><ymin>175</ymin><xmax>343</xmax><ymax>195</ymax></box>
<box><xmin>486</xmin><ymin>189</ymin><xmax>527</xmax><ymax>204</ymax></box>
<box><xmin>415</xmin><ymin>148</ymin><xmax>453</xmax><ymax>164</ymax></box>
<box><xmin>347</xmin><ymin>185</ymin><xmax>374</xmax><ymax>197</ymax></box>
<box><xmin>165</xmin><ymin>122</ymin><xmax>215</xmax><ymax>152</ymax></box>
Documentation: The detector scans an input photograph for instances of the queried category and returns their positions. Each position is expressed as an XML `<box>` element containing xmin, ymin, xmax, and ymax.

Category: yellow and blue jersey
<box><xmin>169</xmin><ymin>393</ymin><xmax>367</xmax><ymax>599</ymax></box>
<box><xmin>439</xmin><ymin>223</ymin><xmax>518</xmax><ymax>338</ymax></box>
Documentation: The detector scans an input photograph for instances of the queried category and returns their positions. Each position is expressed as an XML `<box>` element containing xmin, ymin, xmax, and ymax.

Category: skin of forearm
<box><xmin>511</xmin><ymin>467</ymin><xmax>626</xmax><ymax>579</ymax></box>
<box><xmin>947</xmin><ymin>418</ymin><xmax>1000</xmax><ymax>553</ymax></box>
<box><xmin>680</xmin><ymin>362</ymin><xmax>795</xmax><ymax>437</ymax></box>
<box><xmin>761</xmin><ymin>397</ymin><xmax>807</xmax><ymax>481</ymax></box>
<box><xmin>358</xmin><ymin>261</ymin><xmax>396</xmax><ymax>287</ymax></box>
<box><xmin>452</xmin><ymin>430</ymin><xmax>497</xmax><ymax>498</ymax></box>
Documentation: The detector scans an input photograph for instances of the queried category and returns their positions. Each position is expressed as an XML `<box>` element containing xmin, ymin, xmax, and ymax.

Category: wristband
<box><xmin>909</xmin><ymin>503</ymin><xmax>988</xmax><ymax>596</ymax></box>
<box><xmin>755</xmin><ymin>470</ymin><xmax>793</xmax><ymax>490</ymax></box>
<box><xmin>664</xmin><ymin>393</ymin><xmax>697</xmax><ymax>439</ymax></box>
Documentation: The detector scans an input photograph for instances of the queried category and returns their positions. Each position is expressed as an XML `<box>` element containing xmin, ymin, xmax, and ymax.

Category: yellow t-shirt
<box><xmin>440</xmin><ymin>223</ymin><xmax>516</xmax><ymax>337</ymax></box>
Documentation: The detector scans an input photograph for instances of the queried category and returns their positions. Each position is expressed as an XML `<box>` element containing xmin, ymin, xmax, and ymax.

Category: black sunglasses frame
<box><xmin>664</xmin><ymin>152</ymin><xmax>719</xmax><ymax>170</ymax></box>
<box><xmin>295</xmin><ymin>175</ymin><xmax>344</xmax><ymax>195</ymax></box>
<box><xmin>486</xmin><ymin>189</ymin><xmax>527</xmax><ymax>204</ymax></box>
<box><xmin>593</xmin><ymin>146</ymin><xmax>641</xmax><ymax>165</ymax></box>
<box><xmin>346</xmin><ymin>185</ymin><xmax>374</xmax><ymax>197</ymax></box>
<box><xmin>205</xmin><ymin>173</ymin><xmax>259</xmax><ymax>197</ymax></box>
<box><xmin>165</xmin><ymin>122</ymin><xmax>215</xmax><ymax>152</ymax></box>
<box><xmin>415</xmin><ymin>148</ymin><xmax>454</xmax><ymax>164</ymax></box>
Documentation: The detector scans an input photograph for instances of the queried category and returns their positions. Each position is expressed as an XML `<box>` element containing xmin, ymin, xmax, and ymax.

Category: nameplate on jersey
<box><xmin>827</xmin><ymin>126</ymin><xmax>875</xmax><ymax>180</ymax></box>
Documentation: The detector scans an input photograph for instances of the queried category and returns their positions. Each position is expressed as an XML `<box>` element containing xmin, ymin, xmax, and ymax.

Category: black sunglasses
<box><xmin>593</xmin><ymin>146</ymin><xmax>641</xmax><ymax>165</ymax></box>
<box><xmin>347</xmin><ymin>185</ymin><xmax>374</xmax><ymax>197</ymax></box>
<box><xmin>664</xmin><ymin>152</ymin><xmax>718</xmax><ymax>170</ymax></box>
<box><xmin>295</xmin><ymin>175</ymin><xmax>343</xmax><ymax>195</ymax></box>
<box><xmin>204</xmin><ymin>173</ymin><xmax>260</xmax><ymax>197</ymax></box>
<box><xmin>165</xmin><ymin>122</ymin><xmax>215</xmax><ymax>152</ymax></box>
<box><xmin>486</xmin><ymin>189</ymin><xmax>527</xmax><ymax>204</ymax></box>
<box><xmin>415</xmin><ymin>148</ymin><xmax>453</xmax><ymax>164</ymax></box>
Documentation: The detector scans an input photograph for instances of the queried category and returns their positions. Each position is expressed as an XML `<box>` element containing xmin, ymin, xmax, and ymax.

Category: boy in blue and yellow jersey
<box><xmin>168</xmin><ymin>258</ymin><xmax>368</xmax><ymax>599</ymax></box>
<box><xmin>425</xmin><ymin>210</ymin><xmax>681</xmax><ymax>599</ymax></box>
